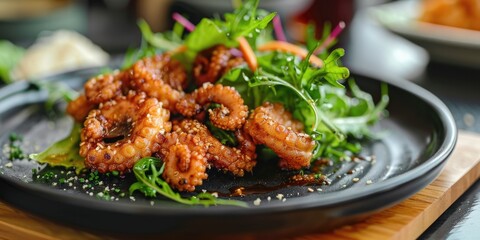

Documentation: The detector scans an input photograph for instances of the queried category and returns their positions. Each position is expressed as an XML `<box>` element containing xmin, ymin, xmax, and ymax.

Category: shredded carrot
<box><xmin>238</xmin><ymin>37</ymin><xmax>258</xmax><ymax>71</ymax></box>
<box><xmin>167</xmin><ymin>45</ymin><xmax>188</xmax><ymax>55</ymax></box>
<box><xmin>258</xmin><ymin>41</ymin><xmax>323</xmax><ymax>67</ymax></box>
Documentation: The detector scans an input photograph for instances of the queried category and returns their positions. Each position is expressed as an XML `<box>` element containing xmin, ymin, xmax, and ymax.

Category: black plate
<box><xmin>0</xmin><ymin>69</ymin><xmax>456</xmax><ymax>238</ymax></box>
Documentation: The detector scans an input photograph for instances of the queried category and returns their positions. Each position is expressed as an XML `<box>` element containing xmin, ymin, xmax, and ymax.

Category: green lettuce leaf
<box><xmin>30</xmin><ymin>123</ymin><xmax>85</xmax><ymax>174</ymax></box>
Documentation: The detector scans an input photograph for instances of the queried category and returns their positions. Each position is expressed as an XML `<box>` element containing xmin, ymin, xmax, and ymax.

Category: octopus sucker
<box><xmin>193</xmin><ymin>45</ymin><xmax>245</xmax><ymax>86</ymax></box>
<box><xmin>84</xmin><ymin>71</ymin><xmax>124</xmax><ymax>104</ymax></box>
<box><xmin>124</xmin><ymin>54</ymin><xmax>187</xmax><ymax>111</ymax></box>
<box><xmin>245</xmin><ymin>102</ymin><xmax>316</xmax><ymax>170</ymax></box>
<box><xmin>156</xmin><ymin>132</ymin><xmax>208</xmax><ymax>192</ymax></box>
<box><xmin>66</xmin><ymin>94</ymin><xmax>95</xmax><ymax>123</ymax></box>
<box><xmin>175</xmin><ymin>83</ymin><xmax>248</xmax><ymax>131</ymax></box>
<box><xmin>172</xmin><ymin>119</ymin><xmax>256</xmax><ymax>176</ymax></box>
<box><xmin>80</xmin><ymin>93</ymin><xmax>171</xmax><ymax>173</ymax></box>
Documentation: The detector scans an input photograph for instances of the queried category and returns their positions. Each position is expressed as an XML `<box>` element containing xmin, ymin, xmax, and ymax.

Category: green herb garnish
<box><xmin>129</xmin><ymin>157</ymin><xmax>248</xmax><ymax>207</ymax></box>
<box><xmin>8</xmin><ymin>133</ymin><xmax>26</xmax><ymax>160</ymax></box>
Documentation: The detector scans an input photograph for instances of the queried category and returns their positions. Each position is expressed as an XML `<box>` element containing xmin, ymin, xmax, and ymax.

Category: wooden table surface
<box><xmin>0</xmin><ymin>131</ymin><xmax>479</xmax><ymax>240</ymax></box>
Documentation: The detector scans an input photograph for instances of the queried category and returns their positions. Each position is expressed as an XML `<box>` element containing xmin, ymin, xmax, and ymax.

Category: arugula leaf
<box><xmin>304</xmin><ymin>48</ymin><xmax>350</xmax><ymax>88</ymax></box>
<box><xmin>30</xmin><ymin>123</ymin><xmax>85</xmax><ymax>174</ymax></box>
<box><xmin>206</xmin><ymin>119</ymin><xmax>238</xmax><ymax>147</ymax></box>
<box><xmin>184</xmin><ymin>0</ymin><xmax>275</xmax><ymax>53</ymax></box>
<box><xmin>332</xmin><ymin>80</ymin><xmax>389</xmax><ymax>138</ymax></box>
<box><xmin>185</xmin><ymin>18</ymin><xmax>232</xmax><ymax>51</ymax></box>
<box><xmin>138</xmin><ymin>19</ymin><xmax>183</xmax><ymax>51</ymax></box>
<box><xmin>224</xmin><ymin>0</ymin><xmax>276</xmax><ymax>40</ymax></box>
<box><xmin>129</xmin><ymin>157</ymin><xmax>248</xmax><ymax>207</ymax></box>
<box><xmin>0</xmin><ymin>40</ymin><xmax>25</xmax><ymax>83</ymax></box>
<box><xmin>121</xmin><ymin>20</ymin><xmax>183</xmax><ymax>69</ymax></box>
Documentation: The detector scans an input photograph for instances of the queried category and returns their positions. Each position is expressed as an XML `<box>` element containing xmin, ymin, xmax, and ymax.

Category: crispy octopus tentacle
<box><xmin>175</xmin><ymin>83</ymin><xmax>248</xmax><ymax>130</ymax></box>
<box><xmin>156</xmin><ymin>132</ymin><xmax>208</xmax><ymax>192</ymax></box>
<box><xmin>172</xmin><ymin>119</ymin><xmax>256</xmax><ymax>176</ymax></box>
<box><xmin>193</xmin><ymin>45</ymin><xmax>245</xmax><ymax>86</ymax></box>
<box><xmin>125</xmin><ymin>54</ymin><xmax>187</xmax><ymax>111</ymax></box>
<box><xmin>66</xmin><ymin>94</ymin><xmax>95</xmax><ymax>123</ymax></box>
<box><xmin>84</xmin><ymin>70</ymin><xmax>124</xmax><ymax>104</ymax></box>
<box><xmin>245</xmin><ymin>102</ymin><xmax>315</xmax><ymax>170</ymax></box>
<box><xmin>80</xmin><ymin>93</ymin><xmax>171</xmax><ymax>173</ymax></box>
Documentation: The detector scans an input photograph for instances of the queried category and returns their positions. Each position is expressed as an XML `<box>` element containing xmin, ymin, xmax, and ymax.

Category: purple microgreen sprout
<box><xmin>315</xmin><ymin>21</ymin><xmax>346</xmax><ymax>55</ymax></box>
<box><xmin>172</xmin><ymin>12</ymin><xmax>196</xmax><ymax>32</ymax></box>
<box><xmin>230</xmin><ymin>48</ymin><xmax>243</xmax><ymax>57</ymax></box>
<box><xmin>273</xmin><ymin>15</ymin><xmax>287</xmax><ymax>42</ymax></box>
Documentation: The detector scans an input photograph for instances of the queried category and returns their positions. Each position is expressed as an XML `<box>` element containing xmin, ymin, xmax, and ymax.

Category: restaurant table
<box><xmin>343</xmin><ymin>7</ymin><xmax>480</xmax><ymax>239</ymax></box>
<box><xmin>1</xmin><ymin>1</ymin><xmax>480</xmax><ymax>239</ymax></box>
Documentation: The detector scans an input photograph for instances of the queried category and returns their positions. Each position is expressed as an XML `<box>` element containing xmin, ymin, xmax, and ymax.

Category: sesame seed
<box><xmin>211</xmin><ymin>192</ymin><xmax>218</xmax><ymax>198</ymax></box>
<box><xmin>353</xmin><ymin>178</ymin><xmax>360</xmax><ymax>183</ymax></box>
<box><xmin>4</xmin><ymin>162</ymin><xmax>13</xmax><ymax>168</ymax></box>
<box><xmin>253</xmin><ymin>198</ymin><xmax>261</xmax><ymax>206</ymax></box>
<box><xmin>366</xmin><ymin>180</ymin><xmax>373</xmax><ymax>185</ymax></box>
<box><xmin>276</xmin><ymin>194</ymin><xmax>284</xmax><ymax>200</ymax></box>
<box><xmin>307</xmin><ymin>187</ymin><xmax>314</xmax><ymax>192</ymax></box>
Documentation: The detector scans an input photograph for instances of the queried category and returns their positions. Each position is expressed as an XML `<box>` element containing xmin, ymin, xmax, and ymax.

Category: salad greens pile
<box><xmin>30</xmin><ymin>0</ymin><xmax>388</xmax><ymax>206</ymax></box>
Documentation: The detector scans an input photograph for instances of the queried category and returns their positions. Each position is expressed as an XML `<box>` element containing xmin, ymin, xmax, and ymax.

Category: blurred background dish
<box><xmin>369</xmin><ymin>0</ymin><xmax>480</xmax><ymax>69</ymax></box>
<box><xmin>10</xmin><ymin>30</ymin><xmax>109</xmax><ymax>81</ymax></box>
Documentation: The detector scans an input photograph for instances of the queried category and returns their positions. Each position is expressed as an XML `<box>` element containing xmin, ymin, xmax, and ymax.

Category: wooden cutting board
<box><xmin>1</xmin><ymin>131</ymin><xmax>479</xmax><ymax>240</ymax></box>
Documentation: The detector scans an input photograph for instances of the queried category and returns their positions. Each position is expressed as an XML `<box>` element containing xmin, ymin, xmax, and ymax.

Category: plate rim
<box><xmin>0</xmin><ymin>67</ymin><xmax>457</xmax><ymax>217</ymax></box>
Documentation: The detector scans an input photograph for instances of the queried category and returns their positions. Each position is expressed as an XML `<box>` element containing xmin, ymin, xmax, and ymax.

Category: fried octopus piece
<box><xmin>84</xmin><ymin>70</ymin><xmax>124</xmax><ymax>104</ymax></box>
<box><xmin>66</xmin><ymin>94</ymin><xmax>95</xmax><ymax>123</ymax></box>
<box><xmin>175</xmin><ymin>83</ymin><xmax>248</xmax><ymax>130</ymax></box>
<box><xmin>245</xmin><ymin>102</ymin><xmax>316</xmax><ymax>170</ymax></box>
<box><xmin>156</xmin><ymin>132</ymin><xmax>208</xmax><ymax>192</ymax></box>
<box><xmin>125</xmin><ymin>54</ymin><xmax>187</xmax><ymax>110</ymax></box>
<box><xmin>193</xmin><ymin>45</ymin><xmax>245</xmax><ymax>86</ymax></box>
<box><xmin>173</xmin><ymin>119</ymin><xmax>256</xmax><ymax>176</ymax></box>
<box><xmin>80</xmin><ymin>93</ymin><xmax>171</xmax><ymax>173</ymax></box>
